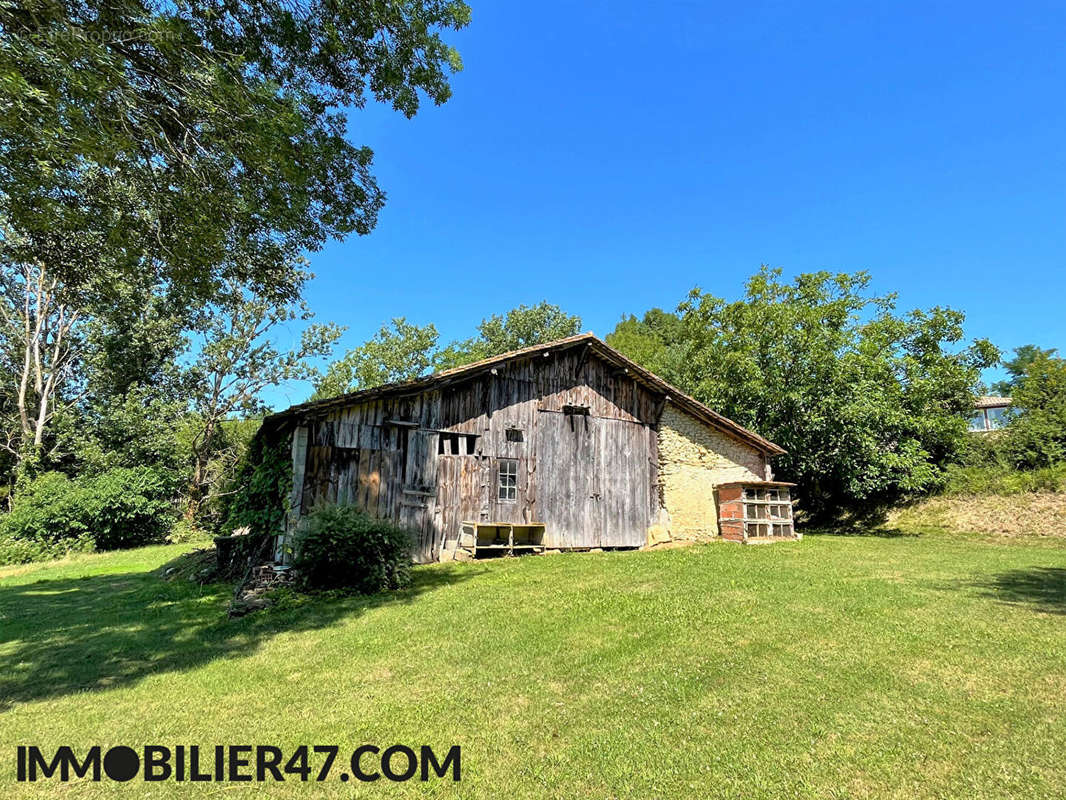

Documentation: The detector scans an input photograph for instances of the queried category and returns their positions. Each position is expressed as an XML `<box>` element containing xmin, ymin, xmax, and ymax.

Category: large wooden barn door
<box><xmin>400</xmin><ymin>429</ymin><xmax>439</xmax><ymax>562</ymax></box>
<box><xmin>535</xmin><ymin>411</ymin><xmax>651</xmax><ymax>549</ymax></box>
<box><xmin>596</xmin><ymin>418</ymin><xmax>652</xmax><ymax>548</ymax></box>
<box><xmin>535</xmin><ymin>411</ymin><xmax>601</xmax><ymax>548</ymax></box>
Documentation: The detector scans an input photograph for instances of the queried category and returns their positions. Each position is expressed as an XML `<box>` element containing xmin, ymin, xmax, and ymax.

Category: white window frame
<box><xmin>497</xmin><ymin>458</ymin><xmax>518</xmax><ymax>503</ymax></box>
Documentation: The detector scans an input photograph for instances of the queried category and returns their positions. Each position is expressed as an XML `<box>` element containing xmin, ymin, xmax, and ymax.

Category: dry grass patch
<box><xmin>887</xmin><ymin>492</ymin><xmax>1066</xmax><ymax>538</ymax></box>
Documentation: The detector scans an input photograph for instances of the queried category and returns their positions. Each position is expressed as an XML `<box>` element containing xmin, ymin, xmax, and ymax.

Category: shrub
<box><xmin>954</xmin><ymin>430</ymin><xmax>1009</xmax><ymax>468</ymax></box>
<box><xmin>80</xmin><ymin>467</ymin><xmax>176</xmax><ymax>549</ymax></box>
<box><xmin>942</xmin><ymin>463</ymin><xmax>1066</xmax><ymax>496</ymax></box>
<box><xmin>292</xmin><ymin>505</ymin><xmax>412</xmax><ymax>594</ymax></box>
<box><xmin>167</xmin><ymin>518</ymin><xmax>214</xmax><ymax>544</ymax></box>
<box><xmin>0</xmin><ymin>529</ymin><xmax>94</xmax><ymax>566</ymax></box>
<box><xmin>0</xmin><ymin>467</ymin><xmax>175</xmax><ymax>564</ymax></box>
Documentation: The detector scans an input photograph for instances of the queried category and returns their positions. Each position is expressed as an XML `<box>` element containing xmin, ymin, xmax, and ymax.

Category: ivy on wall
<box><xmin>220</xmin><ymin>433</ymin><xmax>293</xmax><ymax>537</ymax></box>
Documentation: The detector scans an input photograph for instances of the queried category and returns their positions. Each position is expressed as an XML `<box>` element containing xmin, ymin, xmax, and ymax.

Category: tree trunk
<box><xmin>184</xmin><ymin>460</ymin><xmax>207</xmax><ymax>523</ymax></box>
<box><xmin>2</xmin><ymin>262</ymin><xmax>79</xmax><ymax>481</ymax></box>
<box><xmin>184</xmin><ymin>418</ymin><xmax>217</xmax><ymax>523</ymax></box>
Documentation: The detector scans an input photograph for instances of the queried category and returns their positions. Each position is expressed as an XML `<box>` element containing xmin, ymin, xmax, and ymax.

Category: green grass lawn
<box><xmin>1</xmin><ymin>533</ymin><xmax>1065</xmax><ymax>799</ymax></box>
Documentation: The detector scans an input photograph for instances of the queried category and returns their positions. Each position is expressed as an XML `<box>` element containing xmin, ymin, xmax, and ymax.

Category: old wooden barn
<box><xmin>260</xmin><ymin>334</ymin><xmax>796</xmax><ymax>563</ymax></box>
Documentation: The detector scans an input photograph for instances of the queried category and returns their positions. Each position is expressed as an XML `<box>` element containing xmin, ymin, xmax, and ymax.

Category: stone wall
<box><xmin>655</xmin><ymin>405</ymin><xmax>769</xmax><ymax>542</ymax></box>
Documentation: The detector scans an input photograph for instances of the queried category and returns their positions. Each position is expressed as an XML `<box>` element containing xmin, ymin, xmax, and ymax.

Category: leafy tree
<box><xmin>991</xmin><ymin>345</ymin><xmax>1058</xmax><ymax>396</ymax></box>
<box><xmin>73</xmin><ymin>388</ymin><xmax>187</xmax><ymax>476</ymax></box>
<box><xmin>72</xmin><ymin>275</ymin><xmax>193</xmax><ymax>477</ymax></box>
<box><xmin>0</xmin><ymin>256</ymin><xmax>86</xmax><ymax>474</ymax></box>
<box><xmin>605</xmin><ymin>308</ymin><xmax>686</xmax><ymax>380</ymax></box>
<box><xmin>612</xmin><ymin>267</ymin><xmax>998</xmax><ymax>521</ymax></box>
<box><xmin>183</xmin><ymin>270</ymin><xmax>342</xmax><ymax>521</ymax></box>
<box><xmin>1</xmin><ymin>0</ymin><xmax>470</xmax><ymax>301</ymax></box>
<box><xmin>1</xmin><ymin>0</ymin><xmax>468</xmax><ymax>487</ymax></box>
<box><xmin>0</xmin><ymin>232</ymin><xmax>197</xmax><ymax>482</ymax></box>
<box><xmin>435</xmin><ymin>302</ymin><xmax>581</xmax><ymax>369</ymax></box>
<box><xmin>81</xmin><ymin>277</ymin><xmax>189</xmax><ymax>403</ymax></box>
<box><xmin>314</xmin><ymin>318</ymin><xmax>439</xmax><ymax>399</ymax></box>
<box><xmin>1001</xmin><ymin>353</ymin><xmax>1066</xmax><ymax>469</ymax></box>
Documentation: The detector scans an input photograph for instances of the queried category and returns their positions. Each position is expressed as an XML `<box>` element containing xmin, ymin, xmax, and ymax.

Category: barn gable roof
<box><xmin>266</xmin><ymin>333</ymin><xmax>786</xmax><ymax>456</ymax></box>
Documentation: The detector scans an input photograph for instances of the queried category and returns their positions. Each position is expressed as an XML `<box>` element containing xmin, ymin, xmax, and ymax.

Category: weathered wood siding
<box><xmin>295</xmin><ymin>347</ymin><xmax>663</xmax><ymax>562</ymax></box>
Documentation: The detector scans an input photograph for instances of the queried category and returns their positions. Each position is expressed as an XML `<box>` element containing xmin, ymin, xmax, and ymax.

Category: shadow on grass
<box><xmin>0</xmin><ymin>558</ymin><xmax>481</xmax><ymax>712</ymax></box>
<box><xmin>793</xmin><ymin>502</ymin><xmax>925</xmax><ymax>538</ymax></box>
<box><xmin>973</xmin><ymin>567</ymin><xmax>1066</xmax><ymax>615</ymax></box>
<box><xmin>802</xmin><ymin>526</ymin><xmax>922</xmax><ymax>539</ymax></box>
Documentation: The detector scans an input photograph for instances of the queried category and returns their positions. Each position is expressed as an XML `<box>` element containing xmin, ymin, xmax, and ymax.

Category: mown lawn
<box><xmin>1</xmin><ymin>533</ymin><xmax>1065</xmax><ymax>799</ymax></box>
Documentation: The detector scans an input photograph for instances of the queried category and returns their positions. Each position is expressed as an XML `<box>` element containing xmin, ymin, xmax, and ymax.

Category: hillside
<box><xmin>887</xmin><ymin>492</ymin><xmax>1066</xmax><ymax>539</ymax></box>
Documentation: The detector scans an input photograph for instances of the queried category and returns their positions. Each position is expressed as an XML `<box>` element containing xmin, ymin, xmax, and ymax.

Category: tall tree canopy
<box><xmin>991</xmin><ymin>345</ymin><xmax>1058</xmax><ymax>396</ymax></box>
<box><xmin>314</xmin><ymin>318</ymin><xmax>439</xmax><ymax>399</ymax></box>
<box><xmin>0</xmin><ymin>0</ymin><xmax>470</xmax><ymax>299</ymax></box>
<box><xmin>609</xmin><ymin>267</ymin><xmax>998</xmax><ymax>520</ymax></box>
<box><xmin>605</xmin><ymin>308</ymin><xmax>686</xmax><ymax>380</ymax></box>
<box><xmin>1000</xmin><ymin>353</ymin><xmax>1066</xmax><ymax>469</ymax></box>
<box><xmin>435</xmin><ymin>302</ymin><xmax>582</xmax><ymax>369</ymax></box>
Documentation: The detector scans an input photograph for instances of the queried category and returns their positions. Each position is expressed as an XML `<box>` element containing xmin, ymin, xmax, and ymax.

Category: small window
<box><xmin>986</xmin><ymin>406</ymin><xmax>1010</xmax><ymax>430</ymax></box>
<box><xmin>438</xmin><ymin>432</ymin><xmax>478</xmax><ymax>455</ymax></box>
<box><xmin>498</xmin><ymin>459</ymin><xmax>518</xmax><ymax>502</ymax></box>
<box><xmin>506</xmin><ymin>428</ymin><xmax>524</xmax><ymax>443</ymax></box>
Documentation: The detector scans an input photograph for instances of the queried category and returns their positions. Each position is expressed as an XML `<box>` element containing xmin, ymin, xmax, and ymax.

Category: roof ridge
<box><xmin>266</xmin><ymin>332</ymin><xmax>785</xmax><ymax>455</ymax></box>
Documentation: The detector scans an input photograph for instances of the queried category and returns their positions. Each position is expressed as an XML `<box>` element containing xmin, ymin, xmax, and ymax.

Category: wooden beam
<box><xmin>574</xmin><ymin>342</ymin><xmax>591</xmax><ymax>377</ymax></box>
<box><xmin>277</xmin><ymin>424</ymin><xmax>309</xmax><ymax>563</ymax></box>
<box><xmin>653</xmin><ymin>394</ymin><xmax>670</xmax><ymax>424</ymax></box>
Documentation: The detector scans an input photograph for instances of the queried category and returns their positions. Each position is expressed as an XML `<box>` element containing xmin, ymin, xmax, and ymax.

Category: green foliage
<box><xmin>182</xmin><ymin>269</ymin><xmax>341</xmax><ymax>521</ymax></box>
<box><xmin>314</xmin><ymin>318</ymin><xmax>439</xmax><ymax>399</ymax></box>
<box><xmin>166</xmin><ymin>518</ymin><xmax>215</xmax><ymax>545</ymax></box>
<box><xmin>0</xmin><ymin>0</ymin><xmax>469</xmax><ymax>300</ymax></box>
<box><xmin>292</xmin><ymin>505</ymin><xmax>412</xmax><ymax>594</ymax></box>
<box><xmin>998</xmin><ymin>353</ymin><xmax>1066</xmax><ymax>469</ymax></box>
<box><xmin>0</xmin><ymin>531</ymin><xmax>94</xmax><ymax>567</ymax></box>
<box><xmin>610</xmin><ymin>267</ymin><xmax>998</xmax><ymax>520</ymax></box>
<box><xmin>604</xmin><ymin>308</ymin><xmax>686</xmax><ymax>379</ymax></box>
<box><xmin>941</xmin><ymin>463</ymin><xmax>1066</xmax><ymax>496</ymax></box>
<box><xmin>0</xmin><ymin>0</ymin><xmax>466</xmax><ymax>500</ymax></box>
<box><xmin>196</xmin><ymin>417</ymin><xmax>263</xmax><ymax>527</ymax></box>
<box><xmin>81</xmin><ymin>467</ymin><xmax>177</xmax><ymax>549</ymax></box>
<box><xmin>991</xmin><ymin>345</ymin><xmax>1058</xmax><ymax>396</ymax></box>
<box><xmin>74</xmin><ymin>390</ymin><xmax>190</xmax><ymax>476</ymax></box>
<box><xmin>0</xmin><ymin>467</ymin><xmax>174</xmax><ymax>564</ymax></box>
<box><xmin>953</xmin><ymin>427</ymin><xmax>1011</xmax><ymax>468</ymax></box>
<box><xmin>220</xmin><ymin>435</ymin><xmax>292</xmax><ymax>537</ymax></box>
<box><xmin>435</xmin><ymin>302</ymin><xmax>582</xmax><ymax>369</ymax></box>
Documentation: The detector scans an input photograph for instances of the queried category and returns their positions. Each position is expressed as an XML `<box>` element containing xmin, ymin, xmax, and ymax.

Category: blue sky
<box><xmin>267</xmin><ymin>0</ymin><xmax>1066</xmax><ymax>408</ymax></box>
